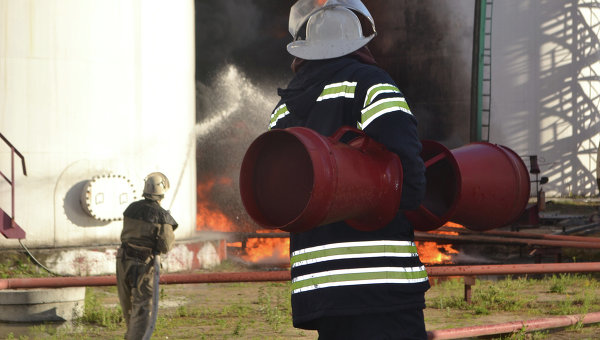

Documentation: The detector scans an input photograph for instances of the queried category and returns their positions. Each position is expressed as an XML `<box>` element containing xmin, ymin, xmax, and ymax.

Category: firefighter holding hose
<box><xmin>270</xmin><ymin>1</ymin><xmax>429</xmax><ymax>339</ymax></box>
<box><xmin>116</xmin><ymin>172</ymin><xmax>178</xmax><ymax>340</ymax></box>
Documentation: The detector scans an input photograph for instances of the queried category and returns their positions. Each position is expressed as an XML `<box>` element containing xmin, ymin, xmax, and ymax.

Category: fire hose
<box><xmin>142</xmin><ymin>254</ymin><xmax>160</xmax><ymax>340</ymax></box>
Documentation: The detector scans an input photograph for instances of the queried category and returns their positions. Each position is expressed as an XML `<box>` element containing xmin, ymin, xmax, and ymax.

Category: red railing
<box><xmin>0</xmin><ymin>132</ymin><xmax>27</xmax><ymax>239</ymax></box>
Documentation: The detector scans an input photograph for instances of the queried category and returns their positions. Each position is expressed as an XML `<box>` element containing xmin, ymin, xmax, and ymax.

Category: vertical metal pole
<box><xmin>464</xmin><ymin>276</ymin><xmax>476</xmax><ymax>303</ymax></box>
<box><xmin>470</xmin><ymin>0</ymin><xmax>487</xmax><ymax>142</ymax></box>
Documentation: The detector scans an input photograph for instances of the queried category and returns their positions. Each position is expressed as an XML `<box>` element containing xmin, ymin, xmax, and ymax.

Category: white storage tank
<box><xmin>0</xmin><ymin>0</ymin><xmax>197</xmax><ymax>249</ymax></box>
<box><xmin>489</xmin><ymin>0</ymin><xmax>600</xmax><ymax>197</ymax></box>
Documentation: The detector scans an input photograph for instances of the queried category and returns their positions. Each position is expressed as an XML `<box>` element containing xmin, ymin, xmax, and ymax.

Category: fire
<box><xmin>416</xmin><ymin>241</ymin><xmax>458</xmax><ymax>264</ymax></box>
<box><xmin>416</xmin><ymin>222</ymin><xmax>461</xmax><ymax>265</ymax></box>
<box><xmin>444</xmin><ymin>221</ymin><xmax>465</xmax><ymax>229</ymax></box>
<box><xmin>226</xmin><ymin>231</ymin><xmax>290</xmax><ymax>264</ymax></box>
<box><xmin>241</xmin><ymin>236</ymin><xmax>290</xmax><ymax>264</ymax></box>
<box><xmin>196</xmin><ymin>177</ymin><xmax>289</xmax><ymax>263</ymax></box>
<box><xmin>197</xmin><ymin>173</ymin><xmax>462</xmax><ymax>266</ymax></box>
<box><xmin>196</xmin><ymin>177</ymin><xmax>237</xmax><ymax>231</ymax></box>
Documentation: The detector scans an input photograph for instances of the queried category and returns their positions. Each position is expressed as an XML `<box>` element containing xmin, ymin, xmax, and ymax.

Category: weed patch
<box><xmin>77</xmin><ymin>288</ymin><xmax>122</xmax><ymax>329</ymax></box>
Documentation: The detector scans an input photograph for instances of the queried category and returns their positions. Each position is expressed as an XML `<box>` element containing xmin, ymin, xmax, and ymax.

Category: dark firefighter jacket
<box><xmin>269</xmin><ymin>56</ymin><xmax>430</xmax><ymax>329</ymax></box>
<box><xmin>121</xmin><ymin>198</ymin><xmax>178</xmax><ymax>255</ymax></box>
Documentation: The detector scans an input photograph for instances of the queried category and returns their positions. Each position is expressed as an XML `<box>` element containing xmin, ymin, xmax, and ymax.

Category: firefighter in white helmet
<box><xmin>270</xmin><ymin>1</ymin><xmax>429</xmax><ymax>339</ymax></box>
<box><xmin>116</xmin><ymin>172</ymin><xmax>178</xmax><ymax>340</ymax></box>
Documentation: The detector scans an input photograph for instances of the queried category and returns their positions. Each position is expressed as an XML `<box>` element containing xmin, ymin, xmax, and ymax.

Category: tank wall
<box><xmin>367</xmin><ymin>0</ymin><xmax>475</xmax><ymax>148</ymax></box>
<box><xmin>0</xmin><ymin>0</ymin><xmax>196</xmax><ymax>247</ymax></box>
<box><xmin>490</xmin><ymin>0</ymin><xmax>600</xmax><ymax>197</ymax></box>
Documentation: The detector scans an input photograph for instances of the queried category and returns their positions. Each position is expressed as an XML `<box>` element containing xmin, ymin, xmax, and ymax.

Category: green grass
<box><xmin>2</xmin><ymin>251</ymin><xmax>600</xmax><ymax>339</ymax></box>
<box><xmin>77</xmin><ymin>288</ymin><xmax>123</xmax><ymax>329</ymax></box>
<box><xmin>428</xmin><ymin>274</ymin><xmax>600</xmax><ymax>317</ymax></box>
<box><xmin>425</xmin><ymin>274</ymin><xmax>600</xmax><ymax>340</ymax></box>
<box><xmin>0</xmin><ymin>253</ymin><xmax>52</xmax><ymax>279</ymax></box>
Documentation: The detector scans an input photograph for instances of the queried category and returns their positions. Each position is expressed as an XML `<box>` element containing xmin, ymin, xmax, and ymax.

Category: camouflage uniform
<box><xmin>116</xmin><ymin>198</ymin><xmax>177</xmax><ymax>340</ymax></box>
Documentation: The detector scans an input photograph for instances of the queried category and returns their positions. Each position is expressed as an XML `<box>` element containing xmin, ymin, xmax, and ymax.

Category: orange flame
<box><xmin>416</xmin><ymin>241</ymin><xmax>459</xmax><ymax>264</ymax></box>
<box><xmin>196</xmin><ymin>177</ymin><xmax>289</xmax><ymax>262</ymax></box>
<box><xmin>416</xmin><ymin>222</ymin><xmax>461</xmax><ymax>265</ymax></box>
<box><xmin>444</xmin><ymin>221</ymin><xmax>465</xmax><ymax>229</ymax></box>
<box><xmin>242</xmin><ymin>237</ymin><xmax>290</xmax><ymax>263</ymax></box>
<box><xmin>198</xmin><ymin>173</ymin><xmax>463</xmax><ymax>266</ymax></box>
<box><xmin>196</xmin><ymin>177</ymin><xmax>237</xmax><ymax>231</ymax></box>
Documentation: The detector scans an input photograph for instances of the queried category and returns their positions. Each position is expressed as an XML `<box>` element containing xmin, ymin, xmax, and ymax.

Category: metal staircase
<box><xmin>471</xmin><ymin>0</ymin><xmax>494</xmax><ymax>142</ymax></box>
<box><xmin>481</xmin><ymin>0</ymin><xmax>494</xmax><ymax>142</ymax></box>
<box><xmin>0</xmin><ymin>132</ymin><xmax>27</xmax><ymax>239</ymax></box>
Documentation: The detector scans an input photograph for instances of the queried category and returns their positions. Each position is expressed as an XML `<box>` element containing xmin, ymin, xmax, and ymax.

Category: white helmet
<box><xmin>287</xmin><ymin>0</ymin><xmax>376</xmax><ymax>60</ymax></box>
<box><xmin>143</xmin><ymin>172</ymin><xmax>170</xmax><ymax>199</ymax></box>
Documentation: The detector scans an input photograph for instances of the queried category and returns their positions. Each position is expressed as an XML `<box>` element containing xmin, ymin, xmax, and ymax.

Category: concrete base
<box><xmin>38</xmin><ymin>237</ymin><xmax>228</xmax><ymax>276</ymax></box>
<box><xmin>0</xmin><ymin>287</ymin><xmax>85</xmax><ymax>322</ymax></box>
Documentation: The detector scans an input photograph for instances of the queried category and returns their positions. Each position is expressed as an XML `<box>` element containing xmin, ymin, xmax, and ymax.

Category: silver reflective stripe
<box><xmin>291</xmin><ymin>240</ymin><xmax>418</xmax><ymax>268</ymax></box>
<box><xmin>291</xmin><ymin>266</ymin><xmax>429</xmax><ymax>294</ymax></box>
<box><xmin>358</xmin><ymin>97</ymin><xmax>412</xmax><ymax>130</ymax></box>
<box><xmin>317</xmin><ymin>81</ymin><xmax>357</xmax><ymax>101</ymax></box>
<box><xmin>269</xmin><ymin>103</ymin><xmax>290</xmax><ymax>129</ymax></box>
<box><xmin>364</xmin><ymin>83</ymin><xmax>401</xmax><ymax>107</ymax></box>
<box><xmin>292</xmin><ymin>240</ymin><xmax>415</xmax><ymax>257</ymax></box>
<box><xmin>292</xmin><ymin>252</ymin><xmax>419</xmax><ymax>268</ymax></box>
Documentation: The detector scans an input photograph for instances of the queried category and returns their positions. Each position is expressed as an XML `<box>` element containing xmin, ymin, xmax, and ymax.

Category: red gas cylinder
<box><xmin>239</xmin><ymin>126</ymin><xmax>403</xmax><ymax>232</ymax></box>
<box><xmin>405</xmin><ymin>140</ymin><xmax>530</xmax><ymax>231</ymax></box>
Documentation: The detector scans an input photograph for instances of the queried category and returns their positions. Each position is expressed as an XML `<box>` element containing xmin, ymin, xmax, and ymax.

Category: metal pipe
<box><xmin>2</xmin><ymin>263</ymin><xmax>600</xmax><ymax>290</ymax></box>
<box><xmin>159</xmin><ymin>271</ymin><xmax>290</xmax><ymax>284</ymax></box>
<box><xmin>557</xmin><ymin>222</ymin><xmax>600</xmax><ymax>236</ymax></box>
<box><xmin>427</xmin><ymin>312</ymin><xmax>600</xmax><ymax>339</ymax></box>
<box><xmin>426</xmin><ymin>262</ymin><xmax>600</xmax><ymax>276</ymax></box>
<box><xmin>414</xmin><ymin>231</ymin><xmax>600</xmax><ymax>249</ymax></box>
<box><xmin>439</xmin><ymin>225</ymin><xmax>600</xmax><ymax>243</ymax></box>
<box><xmin>0</xmin><ymin>271</ymin><xmax>290</xmax><ymax>290</ymax></box>
<box><xmin>0</xmin><ymin>275</ymin><xmax>116</xmax><ymax>290</ymax></box>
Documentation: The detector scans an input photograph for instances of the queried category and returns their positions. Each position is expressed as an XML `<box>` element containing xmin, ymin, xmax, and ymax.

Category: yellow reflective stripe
<box><xmin>291</xmin><ymin>266</ymin><xmax>429</xmax><ymax>294</ymax></box>
<box><xmin>292</xmin><ymin>240</ymin><xmax>415</xmax><ymax>257</ymax></box>
<box><xmin>317</xmin><ymin>81</ymin><xmax>357</xmax><ymax>101</ymax></box>
<box><xmin>364</xmin><ymin>83</ymin><xmax>401</xmax><ymax>107</ymax></box>
<box><xmin>291</xmin><ymin>241</ymin><xmax>418</xmax><ymax>268</ymax></box>
<box><xmin>360</xmin><ymin>97</ymin><xmax>412</xmax><ymax>129</ymax></box>
<box><xmin>269</xmin><ymin>103</ymin><xmax>289</xmax><ymax>129</ymax></box>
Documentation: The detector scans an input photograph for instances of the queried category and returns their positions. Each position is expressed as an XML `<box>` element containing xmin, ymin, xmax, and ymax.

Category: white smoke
<box><xmin>195</xmin><ymin>64</ymin><xmax>280</xmax><ymax>230</ymax></box>
<box><xmin>195</xmin><ymin>64</ymin><xmax>276</xmax><ymax>139</ymax></box>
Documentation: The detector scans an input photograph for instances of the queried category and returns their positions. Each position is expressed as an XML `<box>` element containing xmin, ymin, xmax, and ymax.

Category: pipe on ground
<box><xmin>426</xmin><ymin>262</ymin><xmax>600</xmax><ymax>276</ymax></box>
<box><xmin>439</xmin><ymin>225</ymin><xmax>600</xmax><ymax>243</ymax></box>
<box><xmin>427</xmin><ymin>312</ymin><xmax>600</xmax><ymax>339</ymax></box>
<box><xmin>2</xmin><ymin>262</ymin><xmax>600</xmax><ymax>290</ymax></box>
<box><xmin>414</xmin><ymin>231</ymin><xmax>600</xmax><ymax>249</ymax></box>
<box><xmin>0</xmin><ymin>271</ymin><xmax>290</xmax><ymax>290</ymax></box>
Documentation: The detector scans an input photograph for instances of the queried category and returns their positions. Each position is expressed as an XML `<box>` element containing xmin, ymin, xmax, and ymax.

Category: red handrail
<box><xmin>0</xmin><ymin>132</ymin><xmax>27</xmax><ymax>239</ymax></box>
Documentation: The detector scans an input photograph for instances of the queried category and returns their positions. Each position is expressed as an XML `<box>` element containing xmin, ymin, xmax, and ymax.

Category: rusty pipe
<box><xmin>427</xmin><ymin>312</ymin><xmax>600</xmax><ymax>339</ymax></box>
<box><xmin>2</xmin><ymin>263</ymin><xmax>600</xmax><ymax>290</ymax></box>
<box><xmin>0</xmin><ymin>275</ymin><xmax>116</xmax><ymax>290</ymax></box>
<box><xmin>439</xmin><ymin>225</ymin><xmax>600</xmax><ymax>243</ymax></box>
<box><xmin>159</xmin><ymin>271</ymin><xmax>290</xmax><ymax>285</ymax></box>
<box><xmin>231</xmin><ymin>229</ymin><xmax>600</xmax><ymax>246</ymax></box>
<box><xmin>426</xmin><ymin>262</ymin><xmax>600</xmax><ymax>276</ymax></box>
<box><xmin>0</xmin><ymin>271</ymin><xmax>290</xmax><ymax>290</ymax></box>
<box><xmin>414</xmin><ymin>231</ymin><xmax>600</xmax><ymax>249</ymax></box>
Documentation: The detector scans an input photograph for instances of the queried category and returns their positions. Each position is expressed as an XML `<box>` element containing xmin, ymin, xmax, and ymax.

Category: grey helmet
<box><xmin>143</xmin><ymin>172</ymin><xmax>170</xmax><ymax>200</ymax></box>
<box><xmin>287</xmin><ymin>0</ymin><xmax>376</xmax><ymax>60</ymax></box>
